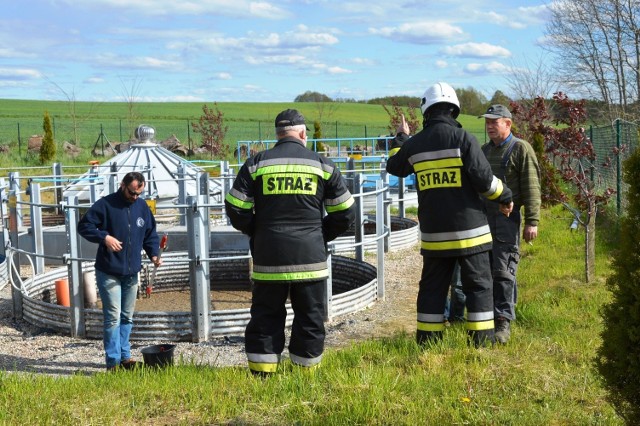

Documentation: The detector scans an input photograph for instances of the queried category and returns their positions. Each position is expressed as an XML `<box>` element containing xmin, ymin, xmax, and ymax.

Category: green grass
<box><xmin>0</xmin><ymin>204</ymin><xmax>623</xmax><ymax>424</ymax></box>
<box><xmin>0</xmin><ymin>99</ymin><xmax>488</xmax><ymax>168</ymax></box>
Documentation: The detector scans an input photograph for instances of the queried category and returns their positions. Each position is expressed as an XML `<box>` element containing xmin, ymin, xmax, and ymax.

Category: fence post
<box><xmin>28</xmin><ymin>181</ymin><xmax>45</xmax><ymax>274</ymax></box>
<box><xmin>376</xmin><ymin>180</ymin><xmax>385</xmax><ymax>301</ymax></box>
<box><xmin>8</xmin><ymin>192</ymin><xmax>22</xmax><ymax>320</ymax></box>
<box><xmin>616</xmin><ymin>118</ymin><xmax>622</xmax><ymax>216</ymax></box>
<box><xmin>354</xmin><ymin>173</ymin><xmax>364</xmax><ymax>262</ymax></box>
<box><xmin>187</xmin><ymin>172</ymin><xmax>211</xmax><ymax>342</ymax></box>
<box><xmin>65</xmin><ymin>196</ymin><xmax>86</xmax><ymax>338</ymax></box>
<box><xmin>53</xmin><ymin>163</ymin><xmax>63</xmax><ymax>215</ymax></box>
<box><xmin>17</xmin><ymin>123</ymin><xmax>21</xmax><ymax>156</ymax></box>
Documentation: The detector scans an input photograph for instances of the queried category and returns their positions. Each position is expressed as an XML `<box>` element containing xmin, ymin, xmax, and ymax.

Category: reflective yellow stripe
<box><xmin>252</xmin><ymin>269</ymin><xmax>329</xmax><ymax>281</ymax></box>
<box><xmin>484</xmin><ymin>177</ymin><xmax>504</xmax><ymax>200</ymax></box>
<box><xmin>465</xmin><ymin>319</ymin><xmax>494</xmax><ymax>331</ymax></box>
<box><xmin>252</xmin><ymin>164</ymin><xmax>330</xmax><ymax>180</ymax></box>
<box><xmin>388</xmin><ymin>147</ymin><xmax>401</xmax><ymax>157</ymax></box>
<box><xmin>421</xmin><ymin>232</ymin><xmax>492</xmax><ymax>251</ymax></box>
<box><xmin>225</xmin><ymin>192</ymin><xmax>253</xmax><ymax>210</ymax></box>
<box><xmin>417</xmin><ymin>321</ymin><xmax>446</xmax><ymax>332</ymax></box>
<box><xmin>413</xmin><ymin>157</ymin><xmax>463</xmax><ymax>171</ymax></box>
<box><xmin>248</xmin><ymin>361</ymin><xmax>278</xmax><ymax>373</ymax></box>
<box><xmin>325</xmin><ymin>196</ymin><xmax>354</xmax><ymax>213</ymax></box>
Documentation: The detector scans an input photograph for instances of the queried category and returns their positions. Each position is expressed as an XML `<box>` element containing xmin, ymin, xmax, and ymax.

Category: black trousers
<box><xmin>245</xmin><ymin>279</ymin><xmax>326</xmax><ymax>370</ymax></box>
<box><xmin>417</xmin><ymin>252</ymin><xmax>495</xmax><ymax>346</ymax></box>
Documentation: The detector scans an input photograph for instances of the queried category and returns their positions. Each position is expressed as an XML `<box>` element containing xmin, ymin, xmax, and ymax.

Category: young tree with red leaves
<box><xmin>511</xmin><ymin>93</ymin><xmax>620</xmax><ymax>282</ymax></box>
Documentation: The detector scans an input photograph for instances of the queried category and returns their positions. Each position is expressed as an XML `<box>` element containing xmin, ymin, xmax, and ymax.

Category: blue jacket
<box><xmin>78</xmin><ymin>190</ymin><xmax>159</xmax><ymax>277</ymax></box>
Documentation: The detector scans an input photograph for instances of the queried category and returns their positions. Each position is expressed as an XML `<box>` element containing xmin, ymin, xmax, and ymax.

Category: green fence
<box><xmin>0</xmin><ymin>117</ymin><xmax>394</xmax><ymax>155</ymax></box>
<box><xmin>589</xmin><ymin>119</ymin><xmax>639</xmax><ymax>215</ymax></box>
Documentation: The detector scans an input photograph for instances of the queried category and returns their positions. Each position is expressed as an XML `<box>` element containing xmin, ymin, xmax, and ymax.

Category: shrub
<box><xmin>40</xmin><ymin>111</ymin><xmax>55</xmax><ymax>163</ymax></box>
<box><xmin>596</xmin><ymin>147</ymin><xmax>640</xmax><ymax>424</ymax></box>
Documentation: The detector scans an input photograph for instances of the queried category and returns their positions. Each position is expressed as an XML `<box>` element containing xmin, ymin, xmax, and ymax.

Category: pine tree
<box><xmin>40</xmin><ymin>111</ymin><xmax>55</xmax><ymax>163</ymax></box>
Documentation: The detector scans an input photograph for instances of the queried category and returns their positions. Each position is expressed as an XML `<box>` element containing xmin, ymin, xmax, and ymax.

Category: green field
<box><xmin>0</xmin><ymin>99</ymin><xmax>488</xmax><ymax>166</ymax></box>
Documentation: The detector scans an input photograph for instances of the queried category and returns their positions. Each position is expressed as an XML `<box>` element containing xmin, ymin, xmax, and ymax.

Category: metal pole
<box><xmin>53</xmin><ymin>163</ymin><xmax>63</xmax><ymax>215</ymax></box>
<box><xmin>376</xmin><ymin>180</ymin><xmax>385</xmax><ymax>300</ymax></box>
<box><xmin>8</xmin><ymin>193</ymin><xmax>22</xmax><ymax>320</ymax></box>
<box><xmin>28</xmin><ymin>182</ymin><xmax>45</xmax><ymax>274</ymax></box>
<box><xmin>354</xmin><ymin>173</ymin><xmax>364</xmax><ymax>262</ymax></box>
<box><xmin>187</xmin><ymin>172</ymin><xmax>211</xmax><ymax>342</ymax></box>
<box><xmin>65</xmin><ymin>196</ymin><xmax>86</xmax><ymax>337</ymax></box>
<box><xmin>9</xmin><ymin>172</ymin><xmax>22</xmax><ymax>228</ymax></box>
<box><xmin>616</xmin><ymin>118</ymin><xmax>622</xmax><ymax>216</ymax></box>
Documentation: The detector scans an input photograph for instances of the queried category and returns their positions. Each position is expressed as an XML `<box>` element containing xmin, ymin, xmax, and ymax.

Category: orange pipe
<box><xmin>55</xmin><ymin>278</ymin><xmax>70</xmax><ymax>307</ymax></box>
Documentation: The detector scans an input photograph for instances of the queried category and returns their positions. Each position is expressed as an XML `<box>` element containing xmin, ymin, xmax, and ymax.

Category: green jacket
<box><xmin>481</xmin><ymin>135</ymin><xmax>541</xmax><ymax>226</ymax></box>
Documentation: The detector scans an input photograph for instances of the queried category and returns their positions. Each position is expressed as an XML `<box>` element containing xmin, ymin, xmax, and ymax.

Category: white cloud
<box><xmin>464</xmin><ymin>61</ymin><xmax>510</xmax><ymax>75</ymax></box>
<box><xmin>0</xmin><ymin>68</ymin><xmax>43</xmax><ymax>80</ymax></box>
<box><xmin>370</xmin><ymin>21</ymin><xmax>464</xmax><ymax>44</ymax></box>
<box><xmin>442</xmin><ymin>42</ymin><xmax>511</xmax><ymax>58</ymax></box>
<box><xmin>435</xmin><ymin>60</ymin><xmax>448</xmax><ymax>69</ymax></box>
<box><xmin>94</xmin><ymin>54</ymin><xmax>183</xmax><ymax>70</ymax></box>
<box><xmin>84</xmin><ymin>77</ymin><xmax>105</xmax><ymax>84</ymax></box>
<box><xmin>67</xmin><ymin>0</ymin><xmax>291</xmax><ymax>19</ymax></box>
<box><xmin>214</xmin><ymin>72</ymin><xmax>232</xmax><ymax>80</ymax></box>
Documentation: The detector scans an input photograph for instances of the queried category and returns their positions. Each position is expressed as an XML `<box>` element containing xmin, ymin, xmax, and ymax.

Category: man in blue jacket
<box><xmin>78</xmin><ymin>171</ymin><xmax>161</xmax><ymax>370</ymax></box>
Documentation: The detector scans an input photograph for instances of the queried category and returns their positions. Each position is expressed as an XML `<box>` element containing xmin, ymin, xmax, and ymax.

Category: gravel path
<box><xmin>0</xmin><ymin>247</ymin><xmax>421</xmax><ymax>376</ymax></box>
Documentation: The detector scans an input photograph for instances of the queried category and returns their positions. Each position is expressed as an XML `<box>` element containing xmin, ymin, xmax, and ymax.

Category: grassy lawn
<box><xmin>0</xmin><ymin>204</ymin><xmax>623</xmax><ymax>425</ymax></box>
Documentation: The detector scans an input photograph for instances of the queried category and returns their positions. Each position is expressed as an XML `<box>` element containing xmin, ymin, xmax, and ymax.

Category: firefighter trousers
<box><xmin>245</xmin><ymin>279</ymin><xmax>326</xmax><ymax>374</ymax></box>
<box><xmin>417</xmin><ymin>252</ymin><xmax>495</xmax><ymax>346</ymax></box>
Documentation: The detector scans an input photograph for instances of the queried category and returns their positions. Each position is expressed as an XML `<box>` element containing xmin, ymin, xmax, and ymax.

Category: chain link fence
<box><xmin>589</xmin><ymin>119</ymin><xmax>639</xmax><ymax>215</ymax></box>
<box><xmin>0</xmin><ymin>117</ymin><xmax>393</xmax><ymax>157</ymax></box>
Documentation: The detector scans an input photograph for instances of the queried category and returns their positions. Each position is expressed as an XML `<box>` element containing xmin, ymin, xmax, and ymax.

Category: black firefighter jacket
<box><xmin>386</xmin><ymin>113</ymin><xmax>512</xmax><ymax>257</ymax></box>
<box><xmin>225</xmin><ymin>137</ymin><xmax>356</xmax><ymax>282</ymax></box>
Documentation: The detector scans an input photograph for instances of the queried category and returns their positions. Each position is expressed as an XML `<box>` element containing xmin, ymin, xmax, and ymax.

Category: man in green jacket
<box><xmin>479</xmin><ymin>104</ymin><xmax>542</xmax><ymax>344</ymax></box>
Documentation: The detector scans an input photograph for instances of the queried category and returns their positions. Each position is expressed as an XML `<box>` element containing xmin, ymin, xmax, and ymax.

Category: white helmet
<box><xmin>420</xmin><ymin>82</ymin><xmax>460</xmax><ymax>118</ymax></box>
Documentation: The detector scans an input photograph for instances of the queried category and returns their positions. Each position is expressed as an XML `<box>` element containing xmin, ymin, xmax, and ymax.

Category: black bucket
<box><xmin>141</xmin><ymin>344</ymin><xmax>176</xmax><ymax>368</ymax></box>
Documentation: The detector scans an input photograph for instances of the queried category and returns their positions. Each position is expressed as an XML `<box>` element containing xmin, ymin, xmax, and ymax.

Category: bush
<box><xmin>596</xmin><ymin>147</ymin><xmax>640</xmax><ymax>424</ymax></box>
<box><xmin>40</xmin><ymin>111</ymin><xmax>56</xmax><ymax>163</ymax></box>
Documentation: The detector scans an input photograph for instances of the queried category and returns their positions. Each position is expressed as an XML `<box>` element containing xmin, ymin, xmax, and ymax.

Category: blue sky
<box><xmin>0</xmin><ymin>0</ymin><xmax>551</xmax><ymax>103</ymax></box>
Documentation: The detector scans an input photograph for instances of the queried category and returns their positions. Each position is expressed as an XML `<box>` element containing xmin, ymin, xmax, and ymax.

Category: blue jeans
<box><xmin>95</xmin><ymin>270</ymin><xmax>139</xmax><ymax>368</ymax></box>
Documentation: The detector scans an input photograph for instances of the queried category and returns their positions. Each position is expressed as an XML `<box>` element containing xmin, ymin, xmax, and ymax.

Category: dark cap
<box><xmin>275</xmin><ymin>109</ymin><xmax>308</xmax><ymax>129</ymax></box>
<box><xmin>479</xmin><ymin>104</ymin><xmax>512</xmax><ymax>119</ymax></box>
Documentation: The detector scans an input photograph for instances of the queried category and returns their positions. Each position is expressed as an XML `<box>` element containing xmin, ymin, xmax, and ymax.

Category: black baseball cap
<box><xmin>275</xmin><ymin>109</ymin><xmax>308</xmax><ymax>129</ymax></box>
<box><xmin>479</xmin><ymin>104</ymin><xmax>512</xmax><ymax>119</ymax></box>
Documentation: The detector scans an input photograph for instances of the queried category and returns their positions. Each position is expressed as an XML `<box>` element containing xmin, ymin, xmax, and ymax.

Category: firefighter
<box><xmin>225</xmin><ymin>109</ymin><xmax>356</xmax><ymax>375</ymax></box>
<box><xmin>386</xmin><ymin>82</ymin><xmax>514</xmax><ymax>347</ymax></box>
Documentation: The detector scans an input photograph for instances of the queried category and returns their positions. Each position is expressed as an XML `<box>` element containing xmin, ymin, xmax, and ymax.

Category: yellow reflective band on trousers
<box><xmin>248</xmin><ymin>361</ymin><xmax>278</xmax><ymax>373</ymax></box>
<box><xmin>416</xmin><ymin>321</ymin><xmax>445</xmax><ymax>332</ymax></box>
<box><xmin>251</xmin><ymin>269</ymin><xmax>329</xmax><ymax>281</ymax></box>
<box><xmin>465</xmin><ymin>319</ymin><xmax>495</xmax><ymax>331</ymax></box>
<box><xmin>421</xmin><ymin>232</ymin><xmax>492</xmax><ymax>251</ymax></box>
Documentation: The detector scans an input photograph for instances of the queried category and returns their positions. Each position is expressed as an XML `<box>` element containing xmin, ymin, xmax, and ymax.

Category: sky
<box><xmin>0</xmin><ymin>0</ymin><xmax>552</xmax><ymax>103</ymax></box>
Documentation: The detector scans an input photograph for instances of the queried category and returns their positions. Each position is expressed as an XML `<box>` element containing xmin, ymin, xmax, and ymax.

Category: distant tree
<box><xmin>294</xmin><ymin>91</ymin><xmax>332</xmax><ymax>102</ymax></box>
<box><xmin>40</xmin><ymin>111</ymin><xmax>55</xmax><ymax>163</ymax></box>
<box><xmin>597</xmin><ymin>148</ymin><xmax>640</xmax><ymax>424</ymax></box>
<box><xmin>191</xmin><ymin>103</ymin><xmax>229</xmax><ymax>160</ymax></box>
<box><xmin>313</xmin><ymin>120</ymin><xmax>322</xmax><ymax>139</ymax></box>
<box><xmin>489</xmin><ymin>90</ymin><xmax>512</xmax><ymax>107</ymax></box>
<box><xmin>382</xmin><ymin>98</ymin><xmax>420</xmax><ymax>135</ymax></box>
<box><xmin>456</xmin><ymin>87</ymin><xmax>487</xmax><ymax>116</ymax></box>
<box><xmin>367</xmin><ymin>96</ymin><xmax>416</xmax><ymax>107</ymax></box>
